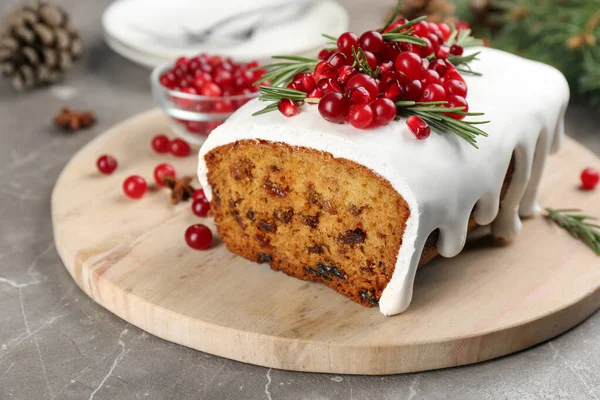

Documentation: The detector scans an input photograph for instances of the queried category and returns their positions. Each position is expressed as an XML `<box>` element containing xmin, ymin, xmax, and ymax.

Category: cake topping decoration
<box><xmin>250</xmin><ymin>0</ymin><xmax>490</xmax><ymax>148</ymax></box>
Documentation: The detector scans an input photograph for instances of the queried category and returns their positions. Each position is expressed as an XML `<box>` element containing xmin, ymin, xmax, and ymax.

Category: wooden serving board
<box><xmin>52</xmin><ymin>109</ymin><xmax>600</xmax><ymax>375</ymax></box>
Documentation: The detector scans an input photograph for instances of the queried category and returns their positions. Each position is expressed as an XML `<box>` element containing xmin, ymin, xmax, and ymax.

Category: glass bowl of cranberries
<box><xmin>151</xmin><ymin>54</ymin><xmax>264</xmax><ymax>145</ymax></box>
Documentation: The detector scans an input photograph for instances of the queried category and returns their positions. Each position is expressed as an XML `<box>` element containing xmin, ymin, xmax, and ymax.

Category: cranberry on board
<box><xmin>193</xmin><ymin>189</ymin><xmax>206</xmax><ymax>200</ymax></box>
<box><xmin>123</xmin><ymin>175</ymin><xmax>147</xmax><ymax>199</ymax></box>
<box><xmin>170</xmin><ymin>138</ymin><xmax>191</xmax><ymax>157</ymax></box>
<box><xmin>185</xmin><ymin>224</ymin><xmax>213</xmax><ymax>250</ymax></box>
<box><xmin>96</xmin><ymin>155</ymin><xmax>117</xmax><ymax>175</ymax></box>
<box><xmin>153</xmin><ymin>163</ymin><xmax>176</xmax><ymax>186</ymax></box>
<box><xmin>192</xmin><ymin>198</ymin><xmax>211</xmax><ymax>217</ymax></box>
<box><xmin>151</xmin><ymin>134</ymin><xmax>171</xmax><ymax>153</ymax></box>
<box><xmin>580</xmin><ymin>168</ymin><xmax>599</xmax><ymax>190</ymax></box>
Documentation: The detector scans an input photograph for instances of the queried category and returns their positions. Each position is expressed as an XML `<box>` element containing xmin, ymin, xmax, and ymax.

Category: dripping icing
<box><xmin>197</xmin><ymin>47</ymin><xmax>570</xmax><ymax>316</ymax></box>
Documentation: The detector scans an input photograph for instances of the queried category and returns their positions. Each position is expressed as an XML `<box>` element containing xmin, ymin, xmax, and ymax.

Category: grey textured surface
<box><xmin>1</xmin><ymin>1</ymin><xmax>599</xmax><ymax>399</ymax></box>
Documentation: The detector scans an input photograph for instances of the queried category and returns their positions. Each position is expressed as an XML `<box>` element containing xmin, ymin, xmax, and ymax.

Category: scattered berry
<box><xmin>193</xmin><ymin>189</ymin><xmax>206</xmax><ymax>200</ymax></box>
<box><xmin>154</xmin><ymin>163</ymin><xmax>176</xmax><ymax>186</ymax></box>
<box><xmin>151</xmin><ymin>134</ymin><xmax>171</xmax><ymax>153</ymax></box>
<box><xmin>581</xmin><ymin>168</ymin><xmax>599</xmax><ymax>190</ymax></box>
<box><xmin>123</xmin><ymin>176</ymin><xmax>147</xmax><ymax>199</ymax></box>
<box><xmin>406</xmin><ymin>115</ymin><xmax>430</xmax><ymax>140</ymax></box>
<box><xmin>278</xmin><ymin>98</ymin><xmax>300</xmax><ymax>117</ymax></box>
<box><xmin>96</xmin><ymin>155</ymin><xmax>117</xmax><ymax>175</ymax></box>
<box><xmin>192</xmin><ymin>198</ymin><xmax>211</xmax><ymax>217</ymax></box>
<box><xmin>185</xmin><ymin>224</ymin><xmax>213</xmax><ymax>250</ymax></box>
<box><xmin>170</xmin><ymin>138</ymin><xmax>191</xmax><ymax>157</ymax></box>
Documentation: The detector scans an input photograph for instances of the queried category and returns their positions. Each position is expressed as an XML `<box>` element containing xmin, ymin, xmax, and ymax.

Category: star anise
<box><xmin>53</xmin><ymin>108</ymin><xmax>96</xmax><ymax>131</ymax></box>
<box><xmin>163</xmin><ymin>175</ymin><xmax>196</xmax><ymax>205</ymax></box>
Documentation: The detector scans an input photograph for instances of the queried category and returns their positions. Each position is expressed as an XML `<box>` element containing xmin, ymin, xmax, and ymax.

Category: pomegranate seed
<box><xmin>170</xmin><ymin>138</ymin><xmax>191</xmax><ymax>157</ymax></box>
<box><xmin>278</xmin><ymin>98</ymin><xmax>300</xmax><ymax>117</ymax></box>
<box><xmin>581</xmin><ymin>168</ymin><xmax>599</xmax><ymax>190</ymax></box>
<box><xmin>154</xmin><ymin>163</ymin><xmax>176</xmax><ymax>186</ymax></box>
<box><xmin>337</xmin><ymin>32</ymin><xmax>359</xmax><ymax>55</ymax></box>
<box><xmin>395</xmin><ymin>52</ymin><xmax>424</xmax><ymax>81</ymax></box>
<box><xmin>383</xmin><ymin>80</ymin><xmax>403</xmax><ymax>101</ymax></box>
<box><xmin>307</xmin><ymin>87</ymin><xmax>324</xmax><ymax>99</ymax></box>
<box><xmin>185</xmin><ymin>224</ymin><xmax>213</xmax><ymax>250</ymax></box>
<box><xmin>347</xmin><ymin>86</ymin><xmax>371</xmax><ymax>106</ymax></box>
<box><xmin>327</xmin><ymin>52</ymin><xmax>349</xmax><ymax>69</ymax></box>
<box><xmin>318</xmin><ymin>49</ymin><xmax>332</xmax><ymax>60</ymax></box>
<box><xmin>300</xmin><ymin>74</ymin><xmax>316</xmax><ymax>92</ymax></box>
<box><xmin>318</xmin><ymin>68</ymin><xmax>338</xmax><ymax>81</ymax></box>
<box><xmin>346</xmin><ymin>74</ymin><xmax>379</xmax><ymax>102</ymax></box>
<box><xmin>406</xmin><ymin>116</ymin><xmax>430</xmax><ymax>140</ymax></box>
<box><xmin>371</xmin><ymin>98</ymin><xmax>397</xmax><ymax>126</ymax></box>
<box><xmin>192</xmin><ymin>198</ymin><xmax>211</xmax><ymax>217</ymax></box>
<box><xmin>378</xmin><ymin>60</ymin><xmax>394</xmax><ymax>74</ymax></box>
<box><xmin>314</xmin><ymin>61</ymin><xmax>334</xmax><ymax>80</ymax></box>
<box><xmin>436</xmin><ymin>46</ymin><xmax>450</xmax><ymax>60</ymax></box>
<box><xmin>403</xmin><ymin>80</ymin><xmax>423</xmax><ymax>101</ymax></box>
<box><xmin>96</xmin><ymin>155</ymin><xmax>117</xmax><ymax>175</ymax></box>
<box><xmin>444</xmin><ymin>79</ymin><xmax>467</xmax><ymax>97</ymax></box>
<box><xmin>200</xmin><ymin>82</ymin><xmax>222</xmax><ymax>97</ymax></box>
<box><xmin>123</xmin><ymin>176</ymin><xmax>147</xmax><ymax>199</ymax></box>
<box><xmin>421</xmin><ymin>83</ymin><xmax>446</xmax><ymax>102</ymax></box>
<box><xmin>317</xmin><ymin>78</ymin><xmax>341</xmax><ymax>93</ymax></box>
<box><xmin>337</xmin><ymin>65</ymin><xmax>357</xmax><ymax>86</ymax></box>
<box><xmin>359</xmin><ymin>30</ymin><xmax>384</xmax><ymax>52</ymax></box>
<box><xmin>151</xmin><ymin>134</ymin><xmax>171</xmax><ymax>153</ymax></box>
<box><xmin>450</xmin><ymin>45</ymin><xmax>464</xmax><ymax>56</ymax></box>
<box><xmin>193</xmin><ymin>189</ymin><xmax>206</xmax><ymax>200</ymax></box>
<box><xmin>430</xmin><ymin>59</ymin><xmax>448</xmax><ymax>77</ymax></box>
<box><xmin>318</xmin><ymin>92</ymin><xmax>349</xmax><ymax>124</ymax></box>
<box><xmin>348</xmin><ymin>104</ymin><xmax>374</xmax><ymax>129</ymax></box>
<box><xmin>444</xmin><ymin>95</ymin><xmax>469</xmax><ymax>120</ymax></box>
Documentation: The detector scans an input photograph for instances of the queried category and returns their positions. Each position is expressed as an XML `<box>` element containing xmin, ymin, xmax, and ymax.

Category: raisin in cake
<box><xmin>197</xmin><ymin>47</ymin><xmax>570</xmax><ymax>316</ymax></box>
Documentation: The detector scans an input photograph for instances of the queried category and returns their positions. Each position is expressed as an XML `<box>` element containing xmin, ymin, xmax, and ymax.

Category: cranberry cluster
<box><xmin>279</xmin><ymin>20</ymin><xmax>471</xmax><ymax>139</ymax></box>
<box><xmin>158</xmin><ymin>55</ymin><xmax>265</xmax><ymax>135</ymax></box>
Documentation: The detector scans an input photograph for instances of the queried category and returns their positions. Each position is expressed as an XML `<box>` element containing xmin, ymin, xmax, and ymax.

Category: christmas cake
<box><xmin>197</xmin><ymin>27</ymin><xmax>569</xmax><ymax>316</ymax></box>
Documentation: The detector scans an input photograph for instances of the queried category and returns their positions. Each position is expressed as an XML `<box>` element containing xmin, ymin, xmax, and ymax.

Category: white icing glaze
<box><xmin>197</xmin><ymin>47</ymin><xmax>570</xmax><ymax>316</ymax></box>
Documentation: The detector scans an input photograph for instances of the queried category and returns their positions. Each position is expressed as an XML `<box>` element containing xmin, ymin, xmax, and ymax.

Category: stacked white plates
<box><xmin>102</xmin><ymin>0</ymin><xmax>349</xmax><ymax>68</ymax></box>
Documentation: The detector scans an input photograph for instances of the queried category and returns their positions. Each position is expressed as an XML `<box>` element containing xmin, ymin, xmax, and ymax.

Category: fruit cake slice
<box><xmin>197</xmin><ymin>47</ymin><xmax>569</xmax><ymax>316</ymax></box>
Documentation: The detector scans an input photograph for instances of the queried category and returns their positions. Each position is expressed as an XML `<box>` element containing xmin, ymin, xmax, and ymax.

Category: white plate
<box><xmin>102</xmin><ymin>0</ymin><xmax>348</xmax><ymax>67</ymax></box>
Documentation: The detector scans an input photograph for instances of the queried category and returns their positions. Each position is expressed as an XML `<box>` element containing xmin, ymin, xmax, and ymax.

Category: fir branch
<box><xmin>252</xmin><ymin>56</ymin><xmax>318</xmax><ymax>87</ymax></box>
<box><xmin>396</xmin><ymin>101</ymin><xmax>489</xmax><ymax>148</ymax></box>
<box><xmin>545</xmin><ymin>208</ymin><xmax>600</xmax><ymax>255</ymax></box>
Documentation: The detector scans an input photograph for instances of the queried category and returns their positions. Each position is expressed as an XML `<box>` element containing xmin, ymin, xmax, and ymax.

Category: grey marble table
<box><xmin>1</xmin><ymin>1</ymin><xmax>599</xmax><ymax>399</ymax></box>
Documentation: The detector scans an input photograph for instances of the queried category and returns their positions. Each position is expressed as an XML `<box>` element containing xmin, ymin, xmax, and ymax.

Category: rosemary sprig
<box><xmin>252</xmin><ymin>55</ymin><xmax>318</xmax><ymax>87</ymax></box>
<box><xmin>382</xmin><ymin>32</ymin><xmax>427</xmax><ymax>46</ymax></box>
<box><xmin>352</xmin><ymin>47</ymin><xmax>374</xmax><ymax>76</ymax></box>
<box><xmin>396</xmin><ymin>100</ymin><xmax>489</xmax><ymax>148</ymax></box>
<box><xmin>545</xmin><ymin>208</ymin><xmax>600</xmax><ymax>255</ymax></box>
<box><xmin>448</xmin><ymin>51</ymin><xmax>481</xmax><ymax>70</ymax></box>
<box><xmin>446</xmin><ymin>27</ymin><xmax>484</xmax><ymax>49</ymax></box>
<box><xmin>252</xmin><ymin>86</ymin><xmax>308</xmax><ymax>116</ymax></box>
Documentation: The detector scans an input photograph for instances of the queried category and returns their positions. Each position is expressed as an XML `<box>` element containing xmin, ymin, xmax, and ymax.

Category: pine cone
<box><xmin>390</xmin><ymin>0</ymin><xmax>457</xmax><ymax>24</ymax></box>
<box><xmin>0</xmin><ymin>0</ymin><xmax>83</xmax><ymax>91</ymax></box>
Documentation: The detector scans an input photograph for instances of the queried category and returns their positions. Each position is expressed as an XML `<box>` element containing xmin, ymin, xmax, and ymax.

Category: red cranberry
<box><xmin>419</xmin><ymin>38</ymin><xmax>434</xmax><ymax>58</ymax></box>
<box><xmin>193</xmin><ymin>71</ymin><xmax>212</xmax><ymax>90</ymax></box>
<box><xmin>395</xmin><ymin>52</ymin><xmax>424</xmax><ymax>81</ymax></box>
<box><xmin>581</xmin><ymin>168</ymin><xmax>599</xmax><ymax>190</ymax></box>
<box><xmin>318</xmin><ymin>68</ymin><xmax>338</xmax><ymax>81</ymax></box>
<box><xmin>151</xmin><ymin>134</ymin><xmax>171</xmax><ymax>154</ymax></box>
<box><xmin>349</xmin><ymin>104</ymin><xmax>374</xmax><ymax>129</ymax></box>
<box><xmin>96</xmin><ymin>155</ymin><xmax>117</xmax><ymax>175</ymax></box>
<box><xmin>318</xmin><ymin>49</ymin><xmax>332</xmax><ymax>60</ymax></box>
<box><xmin>406</xmin><ymin>116</ymin><xmax>430</xmax><ymax>140</ymax></box>
<box><xmin>421</xmin><ymin>83</ymin><xmax>446</xmax><ymax>102</ymax></box>
<box><xmin>438</xmin><ymin>23</ymin><xmax>452</xmax><ymax>40</ymax></box>
<box><xmin>159</xmin><ymin>74</ymin><xmax>176</xmax><ymax>89</ymax></box>
<box><xmin>175</xmin><ymin>57</ymin><xmax>189</xmax><ymax>68</ymax></box>
<box><xmin>346</xmin><ymin>74</ymin><xmax>379</xmax><ymax>102</ymax></box>
<box><xmin>347</xmin><ymin>86</ymin><xmax>371</xmax><ymax>106</ymax></box>
<box><xmin>383</xmin><ymin>80</ymin><xmax>403</xmax><ymax>101</ymax></box>
<box><xmin>300</xmin><ymin>74</ymin><xmax>316</xmax><ymax>92</ymax></box>
<box><xmin>359</xmin><ymin>30</ymin><xmax>384</xmax><ymax>52</ymax></box>
<box><xmin>186</xmin><ymin>121</ymin><xmax>208</xmax><ymax>135</ymax></box>
<box><xmin>337</xmin><ymin>32</ymin><xmax>359</xmax><ymax>55</ymax></box>
<box><xmin>278</xmin><ymin>98</ymin><xmax>300</xmax><ymax>117</ymax></box>
<box><xmin>413</xmin><ymin>21</ymin><xmax>430</xmax><ymax>37</ymax></box>
<box><xmin>430</xmin><ymin>59</ymin><xmax>448</xmax><ymax>77</ymax></box>
<box><xmin>213</xmin><ymin>68</ymin><xmax>233</xmax><ymax>87</ymax></box>
<box><xmin>327</xmin><ymin>52</ymin><xmax>349</xmax><ymax>69</ymax></box>
<box><xmin>371</xmin><ymin>98</ymin><xmax>396</xmax><ymax>126</ymax></box>
<box><xmin>362</xmin><ymin>50</ymin><xmax>378</xmax><ymax>71</ymax></box>
<box><xmin>123</xmin><ymin>176</ymin><xmax>147</xmax><ymax>199</ymax></box>
<box><xmin>380</xmin><ymin>71</ymin><xmax>406</xmax><ymax>87</ymax></box>
<box><xmin>337</xmin><ymin>65</ymin><xmax>357</xmax><ymax>86</ymax></box>
<box><xmin>444</xmin><ymin>69</ymin><xmax>466</xmax><ymax>84</ymax></box>
<box><xmin>435</xmin><ymin>46</ymin><xmax>450</xmax><ymax>60</ymax></box>
<box><xmin>287</xmin><ymin>80</ymin><xmax>304</xmax><ymax>91</ymax></box>
<box><xmin>403</xmin><ymin>80</ymin><xmax>423</xmax><ymax>101</ymax></box>
<box><xmin>307</xmin><ymin>87</ymin><xmax>325</xmax><ymax>99</ymax></box>
<box><xmin>192</xmin><ymin>198</ymin><xmax>211</xmax><ymax>217</ymax></box>
<box><xmin>317</xmin><ymin>78</ymin><xmax>341</xmax><ymax>93</ymax></box>
<box><xmin>444</xmin><ymin>79</ymin><xmax>467</xmax><ymax>97</ymax></box>
<box><xmin>213</xmin><ymin>100</ymin><xmax>234</xmax><ymax>113</ymax></box>
<box><xmin>200</xmin><ymin>82</ymin><xmax>222</xmax><ymax>97</ymax></box>
<box><xmin>170</xmin><ymin>138</ymin><xmax>191</xmax><ymax>157</ymax></box>
<box><xmin>444</xmin><ymin>95</ymin><xmax>469</xmax><ymax>120</ymax></box>
<box><xmin>421</xmin><ymin>69</ymin><xmax>441</xmax><ymax>86</ymax></box>
<box><xmin>450</xmin><ymin>45</ymin><xmax>464</xmax><ymax>56</ymax></box>
<box><xmin>318</xmin><ymin>92</ymin><xmax>349</xmax><ymax>124</ymax></box>
<box><xmin>154</xmin><ymin>163</ymin><xmax>176</xmax><ymax>186</ymax></box>
<box><xmin>193</xmin><ymin>189</ymin><xmax>206</xmax><ymax>200</ymax></box>
<box><xmin>185</xmin><ymin>224</ymin><xmax>213</xmax><ymax>250</ymax></box>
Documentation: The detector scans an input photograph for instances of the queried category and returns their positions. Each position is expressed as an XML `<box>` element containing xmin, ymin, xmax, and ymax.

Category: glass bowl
<box><xmin>151</xmin><ymin>62</ymin><xmax>259</xmax><ymax>145</ymax></box>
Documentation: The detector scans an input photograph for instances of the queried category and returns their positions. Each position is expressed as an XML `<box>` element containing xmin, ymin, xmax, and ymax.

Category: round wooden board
<box><xmin>52</xmin><ymin>109</ymin><xmax>600</xmax><ymax>375</ymax></box>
